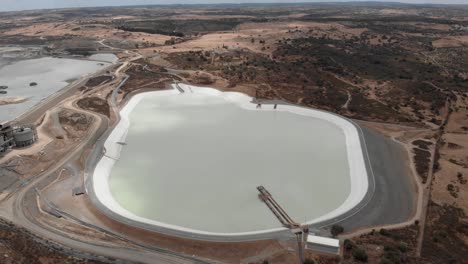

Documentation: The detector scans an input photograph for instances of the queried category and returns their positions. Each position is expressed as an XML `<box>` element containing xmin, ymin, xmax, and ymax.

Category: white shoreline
<box><xmin>92</xmin><ymin>84</ymin><xmax>369</xmax><ymax>237</ymax></box>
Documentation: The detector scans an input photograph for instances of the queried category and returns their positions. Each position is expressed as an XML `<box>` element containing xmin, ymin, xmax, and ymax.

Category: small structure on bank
<box><xmin>0</xmin><ymin>122</ymin><xmax>38</xmax><ymax>154</ymax></box>
<box><xmin>305</xmin><ymin>234</ymin><xmax>340</xmax><ymax>255</ymax></box>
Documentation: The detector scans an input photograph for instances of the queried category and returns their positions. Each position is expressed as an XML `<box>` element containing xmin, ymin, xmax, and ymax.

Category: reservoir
<box><xmin>0</xmin><ymin>56</ymin><xmax>110</xmax><ymax>122</ymax></box>
<box><xmin>93</xmin><ymin>86</ymin><xmax>369</xmax><ymax>237</ymax></box>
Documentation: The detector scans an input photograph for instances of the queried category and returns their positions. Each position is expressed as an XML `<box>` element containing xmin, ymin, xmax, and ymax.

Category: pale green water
<box><xmin>109</xmin><ymin>93</ymin><xmax>350</xmax><ymax>233</ymax></box>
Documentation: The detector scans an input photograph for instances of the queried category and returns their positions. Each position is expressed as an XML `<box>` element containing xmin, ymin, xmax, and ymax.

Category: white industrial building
<box><xmin>306</xmin><ymin>234</ymin><xmax>340</xmax><ymax>255</ymax></box>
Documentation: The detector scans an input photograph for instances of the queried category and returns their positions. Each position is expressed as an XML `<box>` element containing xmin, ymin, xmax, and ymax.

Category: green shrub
<box><xmin>383</xmin><ymin>250</ymin><xmax>402</xmax><ymax>264</ymax></box>
<box><xmin>380</xmin><ymin>258</ymin><xmax>395</xmax><ymax>264</ymax></box>
<box><xmin>344</xmin><ymin>239</ymin><xmax>355</xmax><ymax>251</ymax></box>
<box><xmin>379</xmin><ymin>228</ymin><xmax>391</xmax><ymax>237</ymax></box>
<box><xmin>352</xmin><ymin>248</ymin><xmax>368</xmax><ymax>262</ymax></box>
<box><xmin>331</xmin><ymin>224</ymin><xmax>344</xmax><ymax>237</ymax></box>
<box><xmin>447</xmin><ymin>184</ymin><xmax>455</xmax><ymax>191</ymax></box>
<box><xmin>303</xmin><ymin>258</ymin><xmax>315</xmax><ymax>264</ymax></box>
<box><xmin>384</xmin><ymin>244</ymin><xmax>397</xmax><ymax>252</ymax></box>
<box><xmin>397</xmin><ymin>242</ymin><xmax>408</xmax><ymax>253</ymax></box>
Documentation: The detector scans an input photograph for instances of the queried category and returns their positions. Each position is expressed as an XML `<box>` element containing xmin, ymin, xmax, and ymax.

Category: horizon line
<box><xmin>1</xmin><ymin>1</ymin><xmax>468</xmax><ymax>13</ymax></box>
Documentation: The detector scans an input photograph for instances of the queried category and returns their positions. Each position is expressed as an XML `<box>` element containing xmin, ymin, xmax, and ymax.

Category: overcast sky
<box><xmin>1</xmin><ymin>0</ymin><xmax>467</xmax><ymax>12</ymax></box>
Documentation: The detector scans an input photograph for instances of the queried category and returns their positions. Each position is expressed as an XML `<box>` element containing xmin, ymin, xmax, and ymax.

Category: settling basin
<box><xmin>0</xmin><ymin>56</ymin><xmax>111</xmax><ymax>122</ymax></box>
<box><xmin>92</xmin><ymin>85</ymin><xmax>369</xmax><ymax>239</ymax></box>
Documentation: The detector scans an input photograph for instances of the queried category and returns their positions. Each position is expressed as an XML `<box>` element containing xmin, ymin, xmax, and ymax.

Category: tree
<box><xmin>379</xmin><ymin>228</ymin><xmax>391</xmax><ymax>237</ymax></box>
<box><xmin>353</xmin><ymin>248</ymin><xmax>368</xmax><ymax>262</ymax></box>
<box><xmin>344</xmin><ymin>239</ymin><xmax>355</xmax><ymax>251</ymax></box>
<box><xmin>331</xmin><ymin>224</ymin><xmax>344</xmax><ymax>237</ymax></box>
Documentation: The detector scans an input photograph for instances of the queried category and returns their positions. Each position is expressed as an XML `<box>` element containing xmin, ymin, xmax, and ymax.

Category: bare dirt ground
<box><xmin>431</xmin><ymin>95</ymin><xmax>468</xmax><ymax>213</ymax></box>
<box><xmin>0</xmin><ymin>218</ymin><xmax>100</xmax><ymax>264</ymax></box>
<box><xmin>420</xmin><ymin>202</ymin><xmax>468</xmax><ymax>264</ymax></box>
<box><xmin>3</xmin><ymin>22</ymin><xmax>171</xmax><ymax>48</ymax></box>
<box><xmin>432</xmin><ymin>35</ymin><xmax>468</xmax><ymax>48</ymax></box>
<box><xmin>342</xmin><ymin>225</ymin><xmax>420</xmax><ymax>263</ymax></box>
<box><xmin>142</xmin><ymin>21</ymin><xmax>368</xmax><ymax>56</ymax></box>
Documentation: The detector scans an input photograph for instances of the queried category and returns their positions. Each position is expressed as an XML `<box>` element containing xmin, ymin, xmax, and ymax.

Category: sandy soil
<box><xmin>3</xmin><ymin>22</ymin><xmax>171</xmax><ymax>46</ymax></box>
<box><xmin>446</xmin><ymin>96</ymin><xmax>468</xmax><ymax>134</ymax></box>
<box><xmin>431</xmin><ymin>159</ymin><xmax>468</xmax><ymax>211</ymax></box>
<box><xmin>0</xmin><ymin>97</ymin><xmax>29</xmax><ymax>105</ymax></box>
<box><xmin>379</xmin><ymin>8</ymin><xmax>419</xmax><ymax>15</ymax></box>
<box><xmin>142</xmin><ymin>21</ymin><xmax>368</xmax><ymax>56</ymax></box>
<box><xmin>430</xmin><ymin>92</ymin><xmax>468</xmax><ymax>213</ymax></box>
<box><xmin>156</xmin><ymin>14</ymin><xmax>256</xmax><ymax>20</ymax></box>
<box><xmin>238</xmin><ymin>21</ymin><xmax>367</xmax><ymax>42</ymax></box>
<box><xmin>432</xmin><ymin>35</ymin><xmax>468</xmax><ymax>48</ymax></box>
<box><xmin>237</xmin><ymin>21</ymin><xmax>365</xmax><ymax>35</ymax></box>
<box><xmin>407</xmin><ymin>22</ymin><xmax>453</xmax><ymax>31</ymax></box>
<box><xmin>145</xmin><ymin>31</ymin><xmax>273</xmax><ymax>55</ymax></box>
<box><xmin>431</xmin><ymin>132</ymin><xmax>468</xmax><ymax>211</ymax></box>
<box><xmin>0</xmin><ymin>111</ymin><xmax>53</xmax><ymax>163</ymax></box>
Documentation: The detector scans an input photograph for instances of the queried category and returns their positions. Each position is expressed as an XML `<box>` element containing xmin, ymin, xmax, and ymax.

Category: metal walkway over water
<box><xmin>257</xmin><ymin>186</ymin><xmax>301</xmax><ymax>229</ymax></box>
<box><xmin>257</xmin><ymin>185</ymin><xmax>304</xmax><ymax>264</ymax></box>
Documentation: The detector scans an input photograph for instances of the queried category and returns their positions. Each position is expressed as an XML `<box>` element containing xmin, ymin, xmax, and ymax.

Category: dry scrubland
<box><xmin>0</xmin><ymin>3</ymin><xmax>467</xmax><ymax>264</ymax></box>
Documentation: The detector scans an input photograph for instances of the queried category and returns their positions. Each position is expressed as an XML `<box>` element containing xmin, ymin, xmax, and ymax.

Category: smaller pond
<box><xmin>0</xmin><ymin>56</ymin><xmax>111</xmax><ymax>122</ymax></box>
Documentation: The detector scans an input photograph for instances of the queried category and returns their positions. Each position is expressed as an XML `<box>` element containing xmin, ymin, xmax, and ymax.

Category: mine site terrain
<box><xmin>0</xmin><ymin>3</ymin><xmax>467</xmax><ymax>264</ymax></box>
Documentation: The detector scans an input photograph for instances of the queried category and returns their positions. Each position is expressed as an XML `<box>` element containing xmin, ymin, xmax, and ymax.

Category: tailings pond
<box><xmin>93</xmin><ymin>86</ymin><xmax>369</xmax><ymax>238</ymax></box>
<box><xmin>0</xmin><ymin>56</ymin><xmax>111</xmax><ymax>122</ymax></box>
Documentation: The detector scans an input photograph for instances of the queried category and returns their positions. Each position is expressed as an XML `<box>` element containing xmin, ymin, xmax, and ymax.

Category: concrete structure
<box><xmin>0</xmin><ymin>121</ymin><xmax>14</xmax><ymax>137</ymax></box>
<box><xmin>0</xmin><ymin>122</ymin><xmax>15</xmax><ymax>154</ymax></box>
<box><xmin>306</xmin><ymin>235</ymin><xmax>340</xmax><ymax>255</ymax></box>
<box><xmin>0</xmin><ymin>122</ymin><xmax>37</xmax><ymax>154</ymax></box>
<box><xmin>13</xmin><ymin>127</ymin><xmax>35</xmax><ymax>147</ymax></box>
<box><xmin>0</xmin><ymin>135</ymin><xmax>5</xmax><ymax>153</ymax></box>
